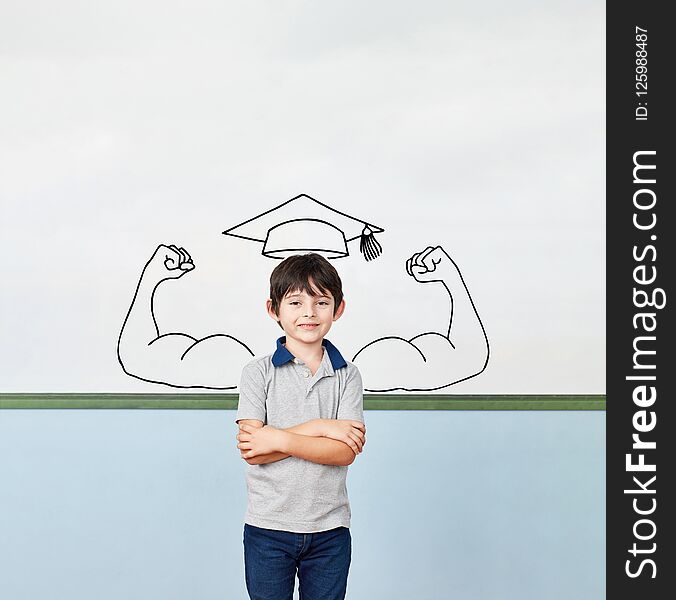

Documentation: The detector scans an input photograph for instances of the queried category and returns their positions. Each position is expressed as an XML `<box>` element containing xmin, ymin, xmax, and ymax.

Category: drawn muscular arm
<box><xmin>352</xmin><ymin>246</ymin><xmax>489</xmax><ymax>391</ymax></box>
<box><xmin>117</xmin><ymin>245</ymin><xmax>254</xmax><ymax>389</ymax></box>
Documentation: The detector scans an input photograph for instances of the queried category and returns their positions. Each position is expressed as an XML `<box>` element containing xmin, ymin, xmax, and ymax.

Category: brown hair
<box><xmin>269</xmin><ymin>254</ymin><xmax>344</xmax><ymax>323</ymax></box>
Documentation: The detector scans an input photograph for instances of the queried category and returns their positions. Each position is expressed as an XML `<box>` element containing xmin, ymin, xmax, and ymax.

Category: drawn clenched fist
<box><xmin>143</xmin><ymin>244</ymin><xmax>195</xmax><ymax>283</ymax></box>
<box><xmin>405</xmin><ymin>246</ymin><xmax>456</xmax><ymax>284</ymax></box>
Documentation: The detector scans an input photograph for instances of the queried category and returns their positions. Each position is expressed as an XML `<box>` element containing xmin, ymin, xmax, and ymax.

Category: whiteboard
<box><xmin>0</xmin><ymin>0</ymin><xmax>605</xmax><ymax>394</ymax></box>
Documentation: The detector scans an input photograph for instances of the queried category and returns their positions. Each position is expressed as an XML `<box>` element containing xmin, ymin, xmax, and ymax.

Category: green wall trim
<box><xmin>0</xmin><ymin>394</ymin><xmax>605</xmax><ymax>411</ymax></box>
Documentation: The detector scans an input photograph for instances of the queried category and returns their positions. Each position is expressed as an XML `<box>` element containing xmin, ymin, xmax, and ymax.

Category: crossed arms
<box><xmin>236</xmin><ymin>419</ymin><xmax>366</xmax><ymax>467</ymax></box>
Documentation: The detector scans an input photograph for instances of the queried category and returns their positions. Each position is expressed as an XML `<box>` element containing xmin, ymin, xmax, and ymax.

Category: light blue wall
<box><xmin>0</xmin><ymin>410</ymin><xmax>604</xmax><ymax>599</ymax></box>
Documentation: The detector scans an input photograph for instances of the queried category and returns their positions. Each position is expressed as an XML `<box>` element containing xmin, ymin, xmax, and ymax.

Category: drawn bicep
<box><xmin>352</xmin><ymin>334</ymin><xmax>460</xmax><ymax>392</ymax></box>
<box><xmin>124</xmin><ymin>333</ymin><xmax>254</xmax><ymax>389</ymax></box>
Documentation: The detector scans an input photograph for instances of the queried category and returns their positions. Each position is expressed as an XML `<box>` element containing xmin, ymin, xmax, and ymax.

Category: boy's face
<box><xmin>266</xmin><ymin>281</ymin><xmax>345</xmax><ymax>347</ymax></box>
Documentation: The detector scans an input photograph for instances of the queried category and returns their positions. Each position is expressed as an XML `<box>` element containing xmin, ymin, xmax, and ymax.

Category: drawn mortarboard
<box><xmin>223</xmin><ymin>194</ymin><xmax>384</xmax><ymax>261</ymax></box>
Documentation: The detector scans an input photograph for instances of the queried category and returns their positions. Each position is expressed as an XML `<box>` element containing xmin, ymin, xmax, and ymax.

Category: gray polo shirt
<box><xmin>236</xmin><ymin>336</ymin><xmax>364</xmax><ymax>533</ymax></box>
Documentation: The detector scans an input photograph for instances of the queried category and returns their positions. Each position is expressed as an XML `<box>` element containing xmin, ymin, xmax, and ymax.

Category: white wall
<box><xmin>0</xmin><ymin>0</ymin><xmax>604</xmax><ymax>394</ymax></box>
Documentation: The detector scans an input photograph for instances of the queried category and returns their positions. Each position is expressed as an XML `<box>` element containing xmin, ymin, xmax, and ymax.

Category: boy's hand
<box><xmin>319</xmin><ymin>420</ymin><xmax>366</xmax><ymax>455</ymax></box>
<box><xmin>237</xmin><ymin>423</ymin><xmax>286</xmax><ymax>459</ymax></box>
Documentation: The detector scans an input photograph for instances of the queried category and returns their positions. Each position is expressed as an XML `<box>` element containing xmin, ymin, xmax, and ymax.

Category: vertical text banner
<box><xmin>607</xmin><ymin>1</ymin><xmax>674</xmax><ymax>594</ymax></box>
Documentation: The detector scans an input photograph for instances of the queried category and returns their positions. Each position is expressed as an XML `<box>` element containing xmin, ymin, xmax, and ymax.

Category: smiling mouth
<box><xmin>298</xmin><ymin>324</ymin><xmax>319</xmax><ymax>328</ymax></box>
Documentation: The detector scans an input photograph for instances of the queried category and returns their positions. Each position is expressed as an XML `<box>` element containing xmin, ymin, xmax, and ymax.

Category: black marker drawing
<box><xmin>117</xmin><ymin>244</ymin><xmax>254</xmax><ymax>389</ymax></box>
<box><xmin>223</xmin><ymin>193</ymin><xmax>384</xmax><ymax>261</ymax></box>
<box><xmin>352</xmin><ymin>246</ymin><xmax>489</xmax><ymax>392</ymax></box>
<box><xmin>118</xmin><ymin>195</ymin><xmax>489</xmax><ymax>392</ymax></box>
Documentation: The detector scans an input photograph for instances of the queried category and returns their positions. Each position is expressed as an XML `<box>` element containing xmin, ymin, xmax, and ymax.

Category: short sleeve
<box><xmin>235</xmin><ymin>362</ymin><xmax>267</xmax><ymax>424</ymax></box>
<box><xmin>337</xmin><ymin>365</ymin><xmax>364</xmax><ymax>422</ymax></box>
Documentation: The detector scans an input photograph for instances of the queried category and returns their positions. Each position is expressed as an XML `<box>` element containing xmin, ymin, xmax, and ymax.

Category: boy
<box><xmin>235</xmin><ymin>253</ymin><xmax>366</xmax><ymax>600</ymax></box>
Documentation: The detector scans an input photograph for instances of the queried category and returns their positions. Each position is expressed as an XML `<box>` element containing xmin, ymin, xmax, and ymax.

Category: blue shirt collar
<box><xmin>271</xmin><ymin>336</ymin><xmax>347</xmax><ymax>370</ymax></box>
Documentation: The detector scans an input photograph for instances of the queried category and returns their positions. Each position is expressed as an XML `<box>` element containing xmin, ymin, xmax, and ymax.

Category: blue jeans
<box><xmin>243</xmin><ymin>523</ymin><xmax>351</xmax><ymax>600</ymax></box>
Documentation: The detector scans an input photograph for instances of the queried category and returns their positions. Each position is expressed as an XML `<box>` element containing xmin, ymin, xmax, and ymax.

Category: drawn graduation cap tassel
<box><xmin>223</xmin><ymin>193</ymin><xmax>384</xmax><ymax>261</ymax></box>
<box><xmin>359</xmin><ymin>224</ymin><xmax>382</xmax><ymax>262</ymax></box>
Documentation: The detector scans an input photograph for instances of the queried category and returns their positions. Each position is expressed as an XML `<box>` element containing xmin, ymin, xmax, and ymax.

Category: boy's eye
<box><xmin>318</xmin><ymin>301</ymin><xmax>329</xmax><ymax>306</ymax></box>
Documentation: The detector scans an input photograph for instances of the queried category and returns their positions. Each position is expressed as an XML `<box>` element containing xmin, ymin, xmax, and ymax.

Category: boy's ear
<box><xmin>333</xmin><ymin>299</ymin><xmax>346</xmax><ymax>321</ymax></box>
<box><xmin>266</xmin><ymin>299</ymin><xmax>279</xmax><ymax>322</ymax></box>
